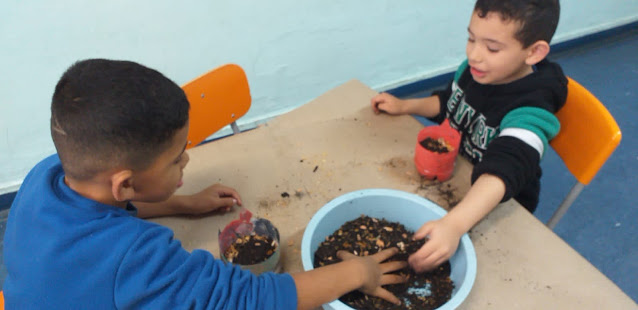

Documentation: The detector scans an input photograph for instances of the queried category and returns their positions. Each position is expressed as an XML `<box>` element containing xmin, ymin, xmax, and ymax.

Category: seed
<box><xmin>383</xmin><ymin>226</ymin><xmax>393</xmax><ymax>232</ymax></box>
<box><xmin>376</xmin><ymin>239</ymin><xmax>385</xmax><ymax>248</ymax></box>
<box><xmin>360</xmin><ymin>225</ymin><xmax>367</xmax><ymax>230</ymax></box>
<box><xmin>397</xmin><ymin>241</ymin><xmax>405</xmax><ymax>251</ymax></box>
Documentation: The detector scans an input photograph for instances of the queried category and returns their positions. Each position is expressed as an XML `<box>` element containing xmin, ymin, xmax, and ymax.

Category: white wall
<box><xmin>1</xmin><ymin>0</ymin><xmax>637</xmax><ymax>194</ymax></box>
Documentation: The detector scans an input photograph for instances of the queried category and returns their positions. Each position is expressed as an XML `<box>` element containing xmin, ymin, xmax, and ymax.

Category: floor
<box><xmin>1</xmin><ymin>26</ymin><xmax>636</xmax><ymax>302</ymax></box>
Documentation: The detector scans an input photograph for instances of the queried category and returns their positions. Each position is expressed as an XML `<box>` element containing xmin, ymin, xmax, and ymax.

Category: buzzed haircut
<box><xmin>51</xmin><ymin>59</ymin><xmax>190</xmax><ymax>180</ymax></box>
<box><xmin>474</xmin><ymin>0</ymin><xmax>561</xmax><ymax>48</ymax></box>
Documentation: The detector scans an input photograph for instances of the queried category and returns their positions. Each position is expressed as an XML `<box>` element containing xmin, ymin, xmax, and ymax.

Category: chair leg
<box><xmin>547</xmin><ymin>182</ymin><xmax>585</xmax><ymax>230</ymax></box>
<box><xmin>231</xmin><ymin>121</ymin><xmax>241</xmax><ymax>135</ymax></box>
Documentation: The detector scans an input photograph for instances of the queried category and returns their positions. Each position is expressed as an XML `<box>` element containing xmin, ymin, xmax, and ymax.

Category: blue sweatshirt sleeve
<box><xmin>114</xmin><ymin>224</ymin><xmax>297</xmax><ymax>310</ymax></box>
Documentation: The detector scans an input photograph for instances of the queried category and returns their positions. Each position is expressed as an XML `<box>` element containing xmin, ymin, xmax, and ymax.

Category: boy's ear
<box><xmin>525</xmin><ymin>40</ymin><xmax>550</xmax><ymax>66</ymax></box>
<box><xmin>110</xmin><ymin>170</ymin><xmax>136</xmax><ymax>202</ymax></box>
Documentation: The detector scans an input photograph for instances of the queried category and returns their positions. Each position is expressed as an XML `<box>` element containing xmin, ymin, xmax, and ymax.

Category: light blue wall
<box><xmin>1</xmin><ymin>0</ymin><xmax>637</xmax><ymax>193</ymax></box>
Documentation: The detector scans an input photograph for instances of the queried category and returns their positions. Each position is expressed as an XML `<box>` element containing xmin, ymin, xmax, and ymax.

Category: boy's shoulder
<box><xmin>11</xmin><ymin>154</ymin><xmax>63</xmax><ymax>203</ymax></box>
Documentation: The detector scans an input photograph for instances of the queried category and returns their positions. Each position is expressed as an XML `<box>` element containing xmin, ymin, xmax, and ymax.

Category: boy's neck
<box><xmin>64</xmin><ymin>176</ymin><xmax>128</xmax><ymax>209</ymax></box>
<box><xmin>491</xmin><ymin>63</ymin><xmax>536</xmax><ymax>86</ymax></box>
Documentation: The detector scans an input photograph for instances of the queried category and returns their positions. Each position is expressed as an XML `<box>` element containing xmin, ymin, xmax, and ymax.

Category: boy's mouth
<box><xmin>470</xmin><ymin>66</ymin><xmax>487</xmax><ymax>78</ymax></box>
<box><xmin>177</xmin><ymin>178</ymin><xmax>184</xmax><ymax>188</ymax></box>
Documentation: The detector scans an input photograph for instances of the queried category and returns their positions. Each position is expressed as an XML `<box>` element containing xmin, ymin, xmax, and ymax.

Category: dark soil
<box><xmin>224</xmin><ymin>233</ymin><xmax>277</xmax><ymax>265</ymax></box>
<box><xmin>314</xmin><ymin>215</ymin><xmax>454</xmax><ymax>309</ymax></box>
<box><xmin>419</xmin><ymin>137</ymin><xmax>453</xmax><ymax>153</ymax></box>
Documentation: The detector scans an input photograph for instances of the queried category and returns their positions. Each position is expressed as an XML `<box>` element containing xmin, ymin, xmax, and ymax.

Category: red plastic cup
<box><xmin>414</xmin><ymin>119</ymin><xmax>461</xmax><ymax>181</ymax></box>
<box><xmin>219</xmin><ymin>209</ymin><xmax>282</xmax><ymax>275</ymax></box>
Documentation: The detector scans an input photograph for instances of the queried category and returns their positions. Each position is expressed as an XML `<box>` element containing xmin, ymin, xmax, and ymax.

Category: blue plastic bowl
<box><xmin>301</xmin><ymin>189</ymin><xmax>476</xmax><ymax>310</ymax></box>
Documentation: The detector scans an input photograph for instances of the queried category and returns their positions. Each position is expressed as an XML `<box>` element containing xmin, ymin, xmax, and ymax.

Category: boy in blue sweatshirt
<box><xmin>371</xmin><ymin>0</ymin><xmax>567</xmax><ymax>273</ymax></box>
<box><xmin>4</xmin><ymin>59</ymin><xmax>407</xmax><ymax>309</ymax></box>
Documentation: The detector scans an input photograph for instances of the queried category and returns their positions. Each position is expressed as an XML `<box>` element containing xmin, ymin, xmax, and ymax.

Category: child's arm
<box><xmin>134</xmin><ymin>183</ymin><xmax>242</xmax><ymax>218</ymax></box>
<box><xmin>293</xmin><ymin>247</ymin><xmax>408</xmax><ymax>310</ymax></box>
<box><xmin>408</xmin><ymin>173</ymin><xmax>505</xmax><ymax>272</ymax></box>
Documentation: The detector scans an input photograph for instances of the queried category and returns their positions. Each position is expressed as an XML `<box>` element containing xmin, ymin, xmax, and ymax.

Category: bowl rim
<box><xmin>301</xmin><ymin>188</ymin><xmax>477</xmax><ymax>310</ymax></box>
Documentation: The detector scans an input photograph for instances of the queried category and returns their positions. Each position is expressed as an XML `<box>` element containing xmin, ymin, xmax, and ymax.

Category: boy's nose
<box><xmin>467</xmin><ymin>45</ymin><xmax>482</xmax><ymax>63</ymax></box>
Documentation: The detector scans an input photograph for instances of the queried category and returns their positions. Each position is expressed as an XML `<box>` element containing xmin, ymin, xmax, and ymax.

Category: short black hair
<box><xmin>51</xmin><ymin>59</ymin><xmax>190</xmax><ymax>180</ymax></box>
<box><xmin>474</xmin><ymin>0</ymin><xmax>560</xmax><ymax>47</ymax></box>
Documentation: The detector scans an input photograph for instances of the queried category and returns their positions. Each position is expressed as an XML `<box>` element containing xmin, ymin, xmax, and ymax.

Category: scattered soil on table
<box><xmin>224</xmin><ymin>233</ymin><xmax>277</xmax><ymax>265</ymax></box>
<box><xmin>436</xmin><ymin>183</ymin><xmax>460</xmax><ymax>209</ymax></box>
<box><xmin>384</xmin><ymin>157</ymin><xmax>409</xmax><ymax>169</ymax></box>
<box><xmin>314</xmin><ymin>215</ymin><xmax>454</xmax><ymax>310</ymax></box>
<box><xmin>417</xmin><ymin>179</ymin><xmax>461</xmax><ymax>210</ymax></box>
<box><xmin>419</xmin><ymin>137</ymin><xmax>454</xmax><ymax>153</ymax></box>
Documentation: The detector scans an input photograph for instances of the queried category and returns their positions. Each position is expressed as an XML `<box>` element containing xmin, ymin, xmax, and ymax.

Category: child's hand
<box><xmin>181</xmin><ymin>184</ymin><xmax>242</xmax><ymax>215</ymax></box>
<box><xmin>408</xmin><ymin>218</ymin><xmax>464</xmax><ymax>273</ymax></box>
<box><xmin>338</xmin><ymin>247</ymin><xmax>408</xmax><ymax>306</ymax></box>
<box><xmin>370</xmin><ymin>92</ymin><xmax>405</xmax><ymax>115</ymax></box>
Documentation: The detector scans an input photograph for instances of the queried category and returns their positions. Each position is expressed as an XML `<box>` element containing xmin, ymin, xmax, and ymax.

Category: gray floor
<box><xmin>1</xmin><ymin>27</ymin><xmax>636</xmax><ymax>303</ymax></box>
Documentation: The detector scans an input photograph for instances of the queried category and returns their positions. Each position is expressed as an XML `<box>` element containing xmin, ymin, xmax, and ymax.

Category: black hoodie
<box><xmin>431</xmin><ymin>59</ymin><xmax>568</xmax><ymax>212</ymax></box>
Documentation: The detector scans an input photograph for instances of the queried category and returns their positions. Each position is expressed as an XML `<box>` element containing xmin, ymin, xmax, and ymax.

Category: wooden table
<box><xmin>152</xmin><ymin>80</ymin><xmax>637</xmax><ymax>309</ymax></box>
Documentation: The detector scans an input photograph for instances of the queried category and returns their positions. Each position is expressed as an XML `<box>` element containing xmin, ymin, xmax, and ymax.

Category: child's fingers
<box><xmin>372</xmin><ymin>287</ymin><xmax>402</xmax><ymax>306</ymax></box>
<box><xmin>412</xmin><ymin>222</ymin><xmax>434</xmax><ymax>240</ymax></box>
<box><xmin>336</xmin><ymin>250</ymin><xmax>356</xmax><ymax>260</ymax></box>
<box><xmin>379</xmin><ymin>273</ymin><xmax>408</xmax><ymax>286</ymax></box>
<box><xmin>217</xmin><ymin>197</ymin><xmax>237</xmax><ymax>210</ymax></box>
<box><xmin>431</xmin><ymin>256</ymin><xmax>448</xmax><ymax>270</ymax></box>
<box><xmin>379</xmin><ymin>260</ymin><xmax>408</xmax><ymax>274</ymax></box>
<box><xmin>370</xmin><ymin>98</ymin><xmax>382</xmax><ymax>114</ymax></box>
<box><xmin>407</xmin><ymin>241</ymin><xmax>436</xmax><ymax>270</ymax></box>
<box><xmin>371</xmin><ymin>92</ymin><xmax>391</xmax><ymax>114</ymax></box>
<box><xmin>217</xmin><ymin>186</ymin><xmax>243</xmax><ymax>206</ymax></box>
<box><xmin>408</xmin><ymin>247</ymin><xmax>444</xmax><ymax>273</ymax></box>
<box><xmin>370</xmin><ymin>247</ymin><xmax>399</xmax><ymax>263</ymax></box>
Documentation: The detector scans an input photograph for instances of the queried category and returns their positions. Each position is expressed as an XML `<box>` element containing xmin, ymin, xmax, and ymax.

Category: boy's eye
<box><xmin>174</xmin><ymin>155</ymin><xmax>182</xmax><ymax>164</ymax></box>
<box><xmin>487</xmin><ymin>47</ymin><xmax>499</xmax><ymax>53</ymax></box>
<box><xmin>467</xmin><ymin>37</ymin><xmax>475</xmax><ymax>43</ymax></box>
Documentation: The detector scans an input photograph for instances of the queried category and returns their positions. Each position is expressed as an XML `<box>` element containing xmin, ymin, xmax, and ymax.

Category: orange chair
<box><xmin>1</xmin><ymin>290</ymin><xmax>4</xmax><ymax>309</ymax></box>
<box><xmin>182</xmin><ymin>64</ymin><xmax>251</xmax><ymax>149</ymax></box>
<box><xmin>546</xmin><ymin>77</ymin><xmax>622</xmax><ymax>229</ymax></box>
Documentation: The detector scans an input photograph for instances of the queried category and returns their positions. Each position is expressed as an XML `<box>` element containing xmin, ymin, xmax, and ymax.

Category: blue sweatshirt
<box><xmin>3</xmin><ymin>155</ymin><xmax>297</xmax><ymax>309</ymax></box>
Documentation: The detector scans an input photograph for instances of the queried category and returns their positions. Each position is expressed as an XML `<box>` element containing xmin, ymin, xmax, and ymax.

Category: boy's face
<box><xmin>466</xmin><ymin>11</ymin><xmax>534</xmax><ymax>85</ymax></box>
<box><xmin>131</xmin><ymin>124</ymin><xmax>190</xmax><ymax>203</ymax></box>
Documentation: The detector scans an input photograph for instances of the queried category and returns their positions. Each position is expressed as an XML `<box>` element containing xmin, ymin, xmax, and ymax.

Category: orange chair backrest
<box><xmin>550</xmin><ymin>77</ymin><xmax>621</xmax><ymax>185</ymax></box>
<box><xmin>1</xmin><ymin>290</ymin><xmax>4</xmax><ymax>309</ymax></box>
<box><xmin>182</xmin><ymin>64</ymin><xmax>251</xmax><ymax>149</ymax></box>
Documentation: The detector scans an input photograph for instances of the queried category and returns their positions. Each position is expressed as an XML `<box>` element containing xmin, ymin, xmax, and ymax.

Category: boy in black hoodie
<box><xmin>370</xmin><ymin>0</ymin><xmax>567</xmax><ymax>273</ymax></box>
